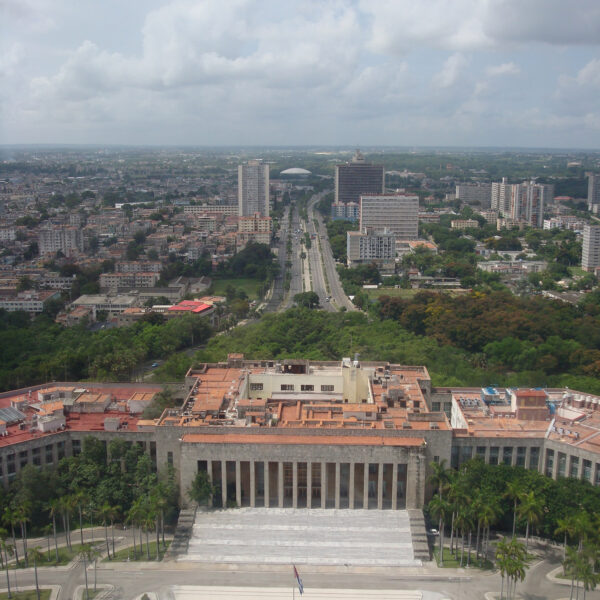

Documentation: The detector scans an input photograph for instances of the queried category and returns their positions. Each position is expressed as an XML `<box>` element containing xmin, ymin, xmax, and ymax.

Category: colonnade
<box><xmin>198</xmin><ymin>455</ymin><xmax>425</xmax><ymax>509</ymax></box>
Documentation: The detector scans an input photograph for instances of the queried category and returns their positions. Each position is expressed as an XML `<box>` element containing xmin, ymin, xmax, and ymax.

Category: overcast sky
<box><xmin>2</xmin><ymin>0</ymin><xmax>600</xmax><ymax>148</ymax></box>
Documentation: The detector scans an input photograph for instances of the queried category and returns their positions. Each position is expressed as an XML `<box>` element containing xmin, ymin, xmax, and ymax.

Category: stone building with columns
<box><xmin>0</xmin><ymin>357</ymin><xmax>598</xmax><ymax>508</ymax></box>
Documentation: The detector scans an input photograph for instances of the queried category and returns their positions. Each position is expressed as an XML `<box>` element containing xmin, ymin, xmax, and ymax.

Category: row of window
<box><xmin>0</xmin><ymin>441</ymin><xmax>65</xmax><ymax>477</ymax></box>
<box><xmin>452</xmin><ymin>445</ymin><xmax>541</xmax><ymax>470</ymax></box>
<box><xmin>545</xmin><ymin>450</ymin><xmax>600</xmax><ymax>484</ymax></box>
<box><xmin>250</xmin><ymin>383</ymin><xmax>336</xmax><ymax>393</ymax></box>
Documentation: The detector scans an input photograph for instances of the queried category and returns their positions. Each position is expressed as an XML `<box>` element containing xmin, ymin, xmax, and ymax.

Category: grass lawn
<box><xmin>0</xmin><ymin>591</ymin><xmax>52</xmax><ymax>600</ymax></box>
<box><xmin>10</xmin><ymin>544</ymin><xmax>92</xmax><ymax>569</ymax></box>
<box><xmin>569</xmin><ymin>266</ymin><xmax>586</xmax><ymax>277</ymax></box>
<box><xmin>105</xmin><ymin>541</ymin><xmax>170</xmax><ymax>562</ymax></box>
<box><xmin>211</xmin><ymin>278</ymin><xmax>264</xmax><ymax>300</ymax></box>
<box><xmin>364</xmin><ymin>288</ymin><xmax>419</xmax><ymax>299</ymax></box>
<box><xmin>433</xmin><ymin>546</ymin><xmax>494</xmax><ymax>570</ymax></box>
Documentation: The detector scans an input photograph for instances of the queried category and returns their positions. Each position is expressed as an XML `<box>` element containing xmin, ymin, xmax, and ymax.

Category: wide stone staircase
<box><xmin>164</xmin><ymin>506</ymin><xmax>197</xmax><ymax>560</ymax></box>
<box><xmin>407</xmin><ymin>509</ymin><xmax>431</xmax><ymax>562</ymax></box>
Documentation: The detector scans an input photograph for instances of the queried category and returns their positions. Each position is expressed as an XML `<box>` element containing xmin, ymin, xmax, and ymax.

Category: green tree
<box><xmin>504</xmin><ymin>481</ymin><xmax>524</xmax><ymax>539</ymax></box>
<box><xmin>29</xmin><ymin>546</ymin><xmax>44</xmax><ymax>600</ymax></box>
<box><xmin>518</xmin><ymin>490</ymin><xmax>544</xmax><ymax>552</ymax></box>
<box><xmin>188</xmin><ymin>471</ymin><xmax>215</xmax><ymax>507</ymax></box>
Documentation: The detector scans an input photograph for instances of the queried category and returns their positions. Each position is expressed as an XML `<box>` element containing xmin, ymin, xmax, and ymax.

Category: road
<box><xmin>307</xmin><ymin>195</ymin><xmax>356</xmax><ymax>312</ymax></box>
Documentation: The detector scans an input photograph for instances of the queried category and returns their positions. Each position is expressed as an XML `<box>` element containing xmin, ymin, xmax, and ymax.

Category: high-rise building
<box><xmin>455</xmin><ymin>183</ymin><xmax>492</xmax><ymax>208</ymax></box>
<box><xmin>238</xmin><ymin>160</ymin><xmax>270</xmax><ymax>217</ymax></box>
<box><xmin>508</xmin><ymin>181</ymin><xmax>548</xmax><ymax>228</ymax></box>
<box><xmin>359</xmin><ymin>194</ymin><xmax>419</xmax><ymax>239</ymax></box>
<box><xmin>587</xmin><ymin>173</ymin><xmax>600</xmax><ymax>212</ymax></box>
<box><xmin>346</xmin><ymin>230</ymin><xmax>396</xmax><ymax>269</ymax></box>
<box><xmin>582</xmin><ymin>225</ymin><xmax>600</xmax><ymax>272</ymax></box>
<box><xmin>491</xmin><ymin>178</ymin><xmax>511</xmax><ymax>216</ymax></box>
<box><xmin>38</xmin><ymin>226</ymin><xmax>84</xmax><ymax>256</ymax></box>
<box><xmin>335</xmin><ymin>150</ymin><xmax>384</xmax><ymax>205</ymax></box>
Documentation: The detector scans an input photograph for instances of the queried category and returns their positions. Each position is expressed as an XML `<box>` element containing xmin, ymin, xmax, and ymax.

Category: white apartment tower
<box><xmin>491</xmin><ymin>178</ymin><xmax>511</xmax><ymax>216</ymax></box>
<box><xmin>359</xmin><ymin>194</ymin><xmax>419</xmax><ymax>239</ymax></box>
<box><xmin>588</xmin><ymin>173</ymin><xmax>600</xmax><ymax>212</ymax></box>
<box><xmin>238</xmin><ymin>160</ymin><xmax>270</xmax><ymax>217</ymax></box>
<box><xmin>582</xmin><ymin>225</ymin><xmax>600</xmax><ymax>272</ymax></box>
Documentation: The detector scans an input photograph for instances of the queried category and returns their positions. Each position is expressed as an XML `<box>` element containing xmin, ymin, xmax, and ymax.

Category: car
<box><xmin>151</xmin><ymin>362</ymin><xmax>160</xmax><ymax>368</ymax></box>
<box><xmin>428</xmin><ymin>528</ymin><xmax>439</xmax><ymax>536</ymax></box>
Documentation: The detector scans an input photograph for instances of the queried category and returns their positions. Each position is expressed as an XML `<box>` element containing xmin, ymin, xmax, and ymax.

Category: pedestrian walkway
<box><xmin>173</xmin><ymin>586</ymin><xmax>424</xmax><ymax>600</ymax></box>
<box><xmin>180</xmin><ymin>508</ymin><xmax>421</xmax><ymax>567</ymax></box>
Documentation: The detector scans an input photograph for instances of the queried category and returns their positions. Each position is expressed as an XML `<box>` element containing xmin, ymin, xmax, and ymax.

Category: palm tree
<box><xmin>504</xmin><ymin>481</ymin><xmax>524</xmax><ymax>539</ymax></box>
<box><xmin>564</xmin><ymin>545</ymin><xmax>582</xmax><ymax>600</ymax></box>
<box><xmin>2</xmin><ymin>508</ymin><xmax>20</xmax><ymax>566</ymax></box>
<box><xmin>47</xmin><ymin>499</ymin><xmax>61</xmax><ymax>563</ymax></box>
<box><xmin>428</xmin><ymin>459</ymin><xmax>451</xmax><ymax>499</ymax></box>
<box><xmin>29</xmin><ymin>546</ymin><xmax>45</xmax><ymax>600</ymax></box>
<box><xmin>429</xmin><ymin>494</ymin><xmax>450</xmax><ymax>566</ymax></box>
<box><xmin>74</xmin><ymin>491</ymin><xmax>89</xmax><ymax>547</ymax></box>
<box><xmin>496</xmin><ymin>536</ymin><xmax>528</xmax><ymax>600</ymax></box>
<box><xmin>480</xmin><ymin>498</ymin><xmax>501</xmax><ymax>562</ymax></box>
<box><xmin>108</xmin><ymin>505</ymin><xmax>121</xmax><ymax>557</ymax></box>
<box><xmin>556</xmin><ymin>515</ymin><xmax>578</xmax><ymax>563</ymax></box>
<box><xmin>79</xmin><ymin>543</ymin><xmax>94</xmax><ymax>600</ymax></box>
<box><xmin>447</xmin><ymin>480</ymin><xmax>469</xmax><ymax>556</ymax></box>
<box><xmin>0</xmin><ymin>536</ymin><xmax>13</xmax><ymax>599</ymax></box>
<box><xmin>518</xmin><ymin>491</ymin><xmax>544</xmax><ymax>552</ymax></box>
<box><xmin>97</xmin><ymin>503</ymin><xmax>112</xmax><ymax>560</ymax></box>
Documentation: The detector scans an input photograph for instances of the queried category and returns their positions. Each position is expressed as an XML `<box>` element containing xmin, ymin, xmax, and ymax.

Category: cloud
<box><xmin>485</xmin><ymin>62</ymin><xmax>520</xmax><ymax>77</ymax></box>
<box><xmin>432</xmin><ymin>53</ymin><xmax>468</xmax><ymax>88</ymax></box>
<box><xmin>575</xmin><ymin>58</ymin><xmax>600</xmax><ymax>87</ymax></box>
<box><xmin>361</xmin><ymin>0</ymin><xmax>600</xmax><ymax>54</ymax></box>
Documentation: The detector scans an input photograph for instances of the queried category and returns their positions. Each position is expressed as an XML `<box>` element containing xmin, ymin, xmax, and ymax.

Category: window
<box><xmin>6</xmin><ymin>454</ymin><xmax>15</xmax><ymax>475</ymax></box>
<box><xmin>167</xmin><ymin>452</ymin><xmax>173</xmax><ymax>466</ymax></box>
<box><xmin>281</xmin><ymin>384</ymin><xmax>294</xmax><ymax>391</ymax></box>
<box><xmin>476</xmin><ymin>446</ymin><xmax>486</xmax><ymax>459</ymax></box>
<box><xmin>545</xmin><ymin>449</ymin><xmax>554</xmax><ymax>477</ymax></box>
<box><xmin>250</xmin><ymin>383</ymin><xmax>263</xmax><ymax>391</ymax></box>
<box><xmin>32</xmin><ymin>447</ymin><xmax>41</xmax><ymax>466</ymax></box>
<box><xmin>433</xmin><ymin>456</ymin><xmax>439</xmax><ymax>463</ymax></box>
<box><xmin>432</xmin><ymin>402</ymin><xmax>440</xmax><ymax>412</ymax></box>
<box><xmin>502</xmin><ymin>447</ymin><xmax>513</xmax><ymax>466</ymax></box>
<box><xmin>516</xmin><ymin>447</ymin><xmax>526</xmax><ymax>467</ymax></box>
<box><xmin>19</xmin><ymin>450</ymin><xmax>28</xmax><ymax>468</ymax></box>
<box><xmin>45</xmin><ymin>444</ymin><xmax>54</xmax><ymax>464</ymax></box>
<box><xmin>583</xmin><ymin>459</ymin><xmax>592</xmax><ymax>482</ymax></box>
<box><xmin>301</xmin><ymin>384</ymin><xmax>314</xmax><ymax>392</ymax></box>
<box><xmin>529</xmin><ymin>447</ymin><xmax>540</xmax><ymax>470</ymax></box>
<box><xmin>321</xmin><ymin>385</ymin><xmax>334</xmax><ymax>392</ymax></box>
<box><xmin>489</xmin><ymin>447</ymin><xmax>499</xmax><ymax>465</ymax></box>
<box><xmin>558</xmin><ymin>453</ymin><xmax>566</xmax><ymax>477</ymax></box>
<box><xmin>72</xmin><ymin>439</ymin><xmax>81</xmax><ymax>456</ymax></box>
<box><xmin>57</xmin><ymin>441</ymin><xmax>65</xmax><ymax>460</ymax></box>
<box><xmin>569</xmin><ymin>456</ymin><xmax>579</xmax><ymax>479</ymax></box>
<box><xmin>460</xmin><ymin>446</ymin><xmax>473</xmax><ymax>465</ymax></box>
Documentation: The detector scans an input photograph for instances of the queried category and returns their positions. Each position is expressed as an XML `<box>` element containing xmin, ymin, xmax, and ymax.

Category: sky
<box><xmin>2</xmin><ymin>0</ymin><xmax>600</xmax><ymax>149</ymax></box>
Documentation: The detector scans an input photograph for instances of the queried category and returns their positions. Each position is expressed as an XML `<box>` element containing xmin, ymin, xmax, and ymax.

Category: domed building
<box><xmin>280</xmin><ymin>167</ymin><xmax>312</xmax><ymax>177</ymax></box>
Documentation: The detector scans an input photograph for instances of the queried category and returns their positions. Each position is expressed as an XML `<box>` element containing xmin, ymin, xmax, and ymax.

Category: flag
<box><xmin>293</xmin><ymin>564</ymin><xmax>304</xmax><ymax>595</ymax></box>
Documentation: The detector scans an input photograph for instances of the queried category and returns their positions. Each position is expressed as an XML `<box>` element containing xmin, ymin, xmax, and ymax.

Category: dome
<box><xmin>280</xmin><ymin>167</ymin><xmax>311</xmax><ymax>175</ymax></box>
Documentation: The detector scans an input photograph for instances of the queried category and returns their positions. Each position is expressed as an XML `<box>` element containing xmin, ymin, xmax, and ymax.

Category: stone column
<box><xmin>278</xmin><ymin>462</ymin><xmax>284</xmax><ymax>508</ymax></box>
<box><xmin>551</xmin><ymin>450</ymin><xmax>559</xmax><ymax>480</ymax></box>
<box><xmin>221</xmin><ymin>461</ymin><xmax>227</xmax><ymax>508</ymax></box>
<box><xmin>307</xmin><ymin>462</ymin><xmax>312</xmax><ymax>509</ymax></box>
<box><xmin>349</xmin><ymin>463</ymin><xmax>355</xmax><ymax>509</ymax></box>
<box><xmin>321</xmin><ymin>461</ymin><xmax>327</xmax><ymax>509</ymax></box>
<box><xmin>377</xmin><ymin>463</ymin><xmax>384</xmax><ymax>510</ymax></box>
<box><xmin>406</xmin><ymin>453</ymin><xmax>418</xmax><ymax>509</ymax></box>
<box><xmin>335</xmin><ymin>462</ymin><xmax>341</xmax><ymax>509</ymax></box>
<box><xmin>293</xmin><ymin>462</ymin><xmax>298</xmax><ymax>509</ymax></box>
<box><xmin>207</xmin><ymin>461</ymin><xmax>213</xmax><ymax>507</ymax></box>
<box><xmin>363</xmin><ymin>463</ymin><xmax>369</xmax><ymax>509</ymax></box>
<box><xmin>250</xmin><ymin>461</ymin><xmax>256</xmax><ymax>508</ymax></box>
<box><xmin>391</xmin><ymin>463</ymin><xmax>398</xmax><ymax>510</ymax></box>
<box><xmin>525</xmin><ymin>447</ymin><xmax>531</xmax><ymax>470</ymax></box>
<box><xmin>484</xmin><ymin>445</ymin><xmax>490</xmax><ymax>465</ymax></box>
<box><xmin>235</xmin><ymin>461</ymin><xmax>241</xmax><ymax>507</ymax></box>
<box><xmin>52</xmin><ymin>442</ymin><xmax>59</xmax><ymax>466</ymax></box>
<box><xmin>264</xmin><ymin>462</ymin><xmax>270</xmax><ymax>508</ymax></box>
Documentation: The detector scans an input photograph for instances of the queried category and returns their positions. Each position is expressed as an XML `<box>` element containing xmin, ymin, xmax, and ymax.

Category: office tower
<box><xmin>455</xmin><ymin>183</ymin><xmax>492</xmax><ymax>208</ymax></box>
<box><xmin>491</xmin><ymin>177</ymin><xmax>511</xmax><ymax>216</ymax></box>
<box><xmin>508</xmin><ymin>181</ymin><xmax>547</xmax><ymax>228</ymax></box>
<box><xmin>582</xmin><ymin>225</ymin><xmax>600</xmax><ymax>272</ymax></box>
<box><xmin>238</xmin><ymin>160</ymin><xmax>269</xmax><ymax>217</ymax></box>
<box><xmin>588</xmin><ymin>173</ymin><xmax>600</xmax><ymax>212</ymax></box>
<box><xmin>335</xmin><ymin>150</ymin><xmax>384</xmax><ymax>205</ymax></box>
<box><xmin>359</xmin><ymin>194</ymin><xmax>419</xmax><ymax>239</ymax></box>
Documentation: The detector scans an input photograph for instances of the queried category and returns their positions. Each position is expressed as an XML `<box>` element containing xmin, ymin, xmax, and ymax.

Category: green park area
<box><xmin>210</xmin><ymin>278</ymin><xmax>264</xmax><ymax>300</ymax></box>
<box><xmin>0</xmin><ymin>592</ymin><xmax>52</xmax><ymax>600</ymax></box>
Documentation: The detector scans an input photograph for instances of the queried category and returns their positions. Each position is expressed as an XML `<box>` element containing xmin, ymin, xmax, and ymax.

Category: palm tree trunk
<box><xmin>145</xmin><ymin>528</ymin><xmax>150</xmax><ymax>560</ymax></box>
<box><xmin>500</xmin><ymin>574</ymin><xmax>504</xmax><ymax>600</ymax></box>
<box><xmin>20</xmin><ymin>523</ymin><xmax>27</xmax><ymax>567</ymax></box>
<box><xmin>460</xmin><ymin>532</ymin><xmax>465</xmax><ymax>567</ymax></box>
<box><xmin>475</xmin><ymin>520</ymin><xmax>481</xmax><ymax>561</ymax></box>
<box><xmin>33</xmin><ymin>556</ymin><xmax>40</xmax><ymax>600</ymax></box>
<box><xmin>450</xmin><ymin>512</ymin><xmax>455</xmax><ymax>554</ymax></box>
<box><xmin>66</xmin><ymin>512</ymin><xmax>71</xmax><ymax>550</ymax></box>
<box><xmin>105</xmin><ymin>523</ymin><xmax>110</xmax><ymax>559</ymax></box>
<box><xmin>4</xmin><ymin>549</ymin><xmax>11</xmax><ymax>599</ymax></box>
<box><xmin>512</xmin><ymin>500</ymin><xmax>517</xmax><ymax>538</ymax></box>
<box><xmin>563</xmin><ymin>532</ymin><xmax>567</xmax><ymax>563</ymax></box>
<box><xmin>155</xmin><ymin>516</ymin><xmax>160</xmax><ymax>560</ymax></box>
<box><xmin>132</xmin><ymin>525</ymin><xmax>137</xmax><ymax>558</ymax></box>
<box><xmin>570</xmin><ymin>573</ymin><xmax>575</xmax><ymax>599</ymax></box>
<box><xmin>52</xmin><ymin>515</ymin><xmax>59</xmax><ymax>562</ymax></box>
<box><xmin>161</xmin><ymin>511</ymin><xmax>166</xmax><ymax>550</ymax></box>
<box><xmin>111</xmin><ymin>521</ymin><xmax>115</xmax><ymax>556</ymax></box>
<box><xmin>79</xmin><ymin>506</ymin><xmax>84</xmax><ymax>546</ymax></box>
<box><xmin>525</xmin><ymin>520</ymin><xmax>530</xmax><ymax>552</ymax></box>
<box><xmin>467</xmin><ymin>531</ymin><xmax>472</xmax><ymax>567</ymax></box>
<box><xmin>439</xmin><ymin>525</ymin><xmax>444</xmax><ymax>566</ymax></box>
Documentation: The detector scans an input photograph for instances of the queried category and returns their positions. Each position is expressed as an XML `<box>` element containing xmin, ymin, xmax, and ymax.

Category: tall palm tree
<box><xmin>447</xmin><ymin>480</ymin><xmax>469</xmax><ymax>555</ymax></box>
<box><xmin>97</xmin><ymin>503</ymin><xmax>112</xmax><ymax>560</ymax></box>
<box><xmin>79</xmin><ymin>543</ymin><xmax>92</xmax><ymax>600</ymax></box>
<box><xmin>518</xmin><ymin>491</ymin><xmax>544</xmax><ymax>552</ymax></box>
<box><xmin>29</xmin><ymin>546</ymin><xmax>45</xmax><ymax>600</ymax></box>
<box><xmin>74</xmin><ymin>491</ymin><xmax>89</xmax><ymax>547</ymax></box>
<box><xmin>504</xmin><ymin>481</ymin><xmax>524</xmax><ymax>539</ymax></box>
<box><xmin>428</xmin><ymin>459</ymin><xmax>451</xmax><ymax>499</ymax></box>
<box><xmin>47</xmin><ymin>499</ymin><xmax>61</xmax><ymax>562</ymax></box>
<box><xmin>2</xmin><ymin>508</ymin><xmax>20</xmax><ymax>566</ymax></box>
<box><xmin>556</xmin><ymin>515</ymin><xmax>578</xmax><ymax>563</ymax></box>
<box><xmin>429</xmin><ymin>494</ymin><xmax>450</xmax><ymax>566</ymax></box>
<box><xmin>564</xmin><ymin>545</ymin><xmax>582</xmax><ymax>600</ymax></box>
<box><xmin>15</xmin><ymin>502</ymin><xmax>31</xmax><ymax>566</ymax></box>
<box><xmin>0</xmin><ymin>533</ymin><xmax>13</xmax><ymax>599</ymax></box>
<box><xmin>108</xmin><ymin>505</ymin><xmax>121</xmax><ymax>557</ymax></box>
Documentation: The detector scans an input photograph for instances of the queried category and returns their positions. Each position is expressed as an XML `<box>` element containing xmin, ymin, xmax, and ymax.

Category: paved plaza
<box><xmin>180</xmin><ymin>508</ymin><xmax>421</xmax><ymax>567</ymax></box>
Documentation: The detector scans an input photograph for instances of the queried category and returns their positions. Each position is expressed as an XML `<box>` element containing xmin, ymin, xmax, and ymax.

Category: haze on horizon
<box><xmin>2</xmin><ymin>0</ymin><xmax>600</xmax><ymax>150</ymax></box>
